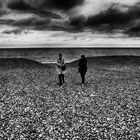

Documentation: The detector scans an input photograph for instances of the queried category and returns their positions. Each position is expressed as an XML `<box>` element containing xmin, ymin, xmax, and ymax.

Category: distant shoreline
<box><xmin>0</xmin><ymin>48</ymin><xmax>140</xmax><ymax>64</ymax></box>
<box><xmin>1</xmin><ymin>55</ymin><xmax>140</xmax><ymax>65</ymax></box>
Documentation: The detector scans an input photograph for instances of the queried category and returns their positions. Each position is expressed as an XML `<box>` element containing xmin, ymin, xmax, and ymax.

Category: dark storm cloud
<box><xmin>41</xmin><ymin>0</ymin><xmax>84</xmax><ymax>10</ymax></box>
<box><xmin>0</xmin><ymin>1</ymin><xmax>9</xmax><ymax>15</ymax></box>
<box><xmin>13</xmin><ymin>18</ymin><xmax>74</xmax><ymax>31</ymax></box>
<box><xmin>6</xmin><ymin>0</ymin><xmax>75</xmax><ymax>20</ymax></box>
<box><xmin>4</xmin><ymin>0</ymin><xmax>140</xmax><ymax>28</ymax></box>
<box><xmin>7</xmin><ymin>0</ymin><xmax>84</xmax><ymax>11</ymax></box>
<box><xmin>125</xmin><ymin>22</ymin><xmax>140</xmax><ymax>36</ymax></box>
<box><xmin>0</xmin><ymin>16</ymin><xmax>51</xmax><ymax>30</ymax></box>
<box><xmin>7</xmin><ymin>0</ymin><xmax>62</xmax><ymax>19</ymax></box>
<box><xmin>12</xmin><ymin>17</ymin><xmax>51</xmax><ymax>29</ymax></box>
<box><xmin>0</xmin><ymin>19</ymin><xmax>14</xmax><ymax>24</ymax></box>
<box><xmin>3</xmin><ymin>28</ymin><xmax>27</xmax><ymax>35</ymax></box>
<box><xmin>0</xmin><ymin>16</ymin><xmax>73</xmax><ymax>32</ymax></box>
<box><xmin>1</xmin><ymin>0</ymin><xmax>140</xmax><ymax>36</ymax></box>
<box><xmin>8</xmin><ymin>0</ymin><xmax>34</xmax><ymax>11</ymax></box>
<box><xmin>70</xmin><ymin>4</ymin><xmax>140</xmax><ymax>32</ymax></box>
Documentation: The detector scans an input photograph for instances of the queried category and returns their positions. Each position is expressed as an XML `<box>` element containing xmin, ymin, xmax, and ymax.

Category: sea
<box><xmin>0</xmin><ymin>48</ymin><xmax>140</xmax><ymax>63</ymax></box>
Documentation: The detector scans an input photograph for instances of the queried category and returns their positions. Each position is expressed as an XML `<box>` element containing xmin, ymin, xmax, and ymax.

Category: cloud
<box><xmin>0</xmin><ymin>15</ymin><xmax>71</xmax><ymax>32</ymax></box>
<box><xmin>86</xmin><ymin>7</ymin><xmax>130</xmax><ymax>26</ymax></box>
<box><xmin>1</xmin><ymin>0</ymin><xmax>140</xmax><ymax>36</ymax></box>
<box><xmin>6</xmin><ymin>0</ymin><xmax>70</xmax><ymax>20</ymax></box>
<box><xmin>3</xmin><ymin>28</ymin><xmax>28</xmax><ymax>34</ymax></box>
<box><xmin>10</xmin><ymin>16</ymin><xmax>51</xmax><ymax>30</ymax></box>
<box><xmin>68</xmin><ymin>0</ymin><xmax>140</xmax><ymax>35</ymax></box>
<box><xmin>0</xmin><ymin>19</ymin><xmax>14</xmax><ymax>24</ymax></box>
<box><xmin>7</xmin><ymin>0</ymin><xmax>34</xmax><ymax>11</ymax></box>
<box><xmin>7</xmin><ymin>0</ymin><xmax>84</xmax><ymax>11</ymax></box>
<box><xmin>70</xmin><ymin>3</ymin><xmax>140</xmax><ymax>33</ymax></box>
<box><xmin>71</xmin><ymin>0</ymin><xmax>139</xmax><ymax>18</ymax></box>
<box><xmin>40</xmin><ymin>0</ymin><xmax>84</xmax><ymax>10</ymax></box>
<box><xmin>0</xmin><ymin>0</ymin><xmax>10</xmax><ymax>15</ymax></box>
<box><xmin>125</xmin><ymin>19</ymin><xmax>140</xmax><ymax>36</ymax></box>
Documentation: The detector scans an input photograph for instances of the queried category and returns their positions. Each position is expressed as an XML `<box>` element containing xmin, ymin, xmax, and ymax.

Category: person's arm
<box><xmin>81</xmin><ymin>59</ymin><xmax>87</xmax><ymax>66</ymax></box>
<box><xmin>57</xmin><ymin>59</ymin><xmax>61</xmax><ymax>67</ymax></box>
<box><xmin>78</xmin><ymin>59</ymin><xmax>81</xmax><ymax>67</ymax></box>
<box><xmin>62</xmin><ymin>58</ymin><xmax>65</xmax><ymax>66</ymax></box>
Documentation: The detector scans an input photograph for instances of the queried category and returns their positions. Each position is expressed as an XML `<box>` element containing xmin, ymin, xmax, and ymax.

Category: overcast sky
<box><xmin>0</xmin><ymin>0</ymin><xmax>140</xmax><ymax>47</ymax></box>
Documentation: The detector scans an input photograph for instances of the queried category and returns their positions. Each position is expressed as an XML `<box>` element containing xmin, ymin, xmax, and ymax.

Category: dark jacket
<box><xmin>78</xmin><ymin>58</ymin><xmax>87</xmax><ymax>74</ymax></box>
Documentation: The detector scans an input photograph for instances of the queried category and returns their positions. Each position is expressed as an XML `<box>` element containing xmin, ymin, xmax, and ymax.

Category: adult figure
<box><xmin>78</xmin><ymin>55</ymin><xmax>87</xmax><ymax>86</ymax></box>
<box><xmin>56</xmin><ymin>53</ymin><xmax>66</xmax><ymax>86</ymax></box>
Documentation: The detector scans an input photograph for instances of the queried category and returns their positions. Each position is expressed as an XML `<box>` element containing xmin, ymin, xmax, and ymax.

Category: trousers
<box><xmin>58</xmin><ymin>74</ymin><xmax>65</xmax><ymax>85</ymax></box>
<box><xmin>80</xmin><ymin>73</ymin><xmax>86</xmax><ymax>84</ymax></box>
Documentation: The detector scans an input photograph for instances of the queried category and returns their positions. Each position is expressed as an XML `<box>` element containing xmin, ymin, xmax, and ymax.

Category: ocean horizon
<box><xmin>0</xmin><ymin>48</ymin><xmax>140</xmax><ymax>64</ymax></box>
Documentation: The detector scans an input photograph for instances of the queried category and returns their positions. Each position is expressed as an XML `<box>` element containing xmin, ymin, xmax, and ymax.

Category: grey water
<box><xmin>0</xmin><ymin>48</ymin><xmax>140</xmax><ymax>63</ymax></box>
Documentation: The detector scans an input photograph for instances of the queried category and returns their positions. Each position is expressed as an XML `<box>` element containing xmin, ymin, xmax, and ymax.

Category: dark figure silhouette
<box><xmin>56</xmin><ymin>53</ymin><xmax>66</xmax><ymax>86</ymax></box>
<box><xmin>78</xmin><ymin>55</ymin><xmax>87</xmax><ymax>85</ymax></box>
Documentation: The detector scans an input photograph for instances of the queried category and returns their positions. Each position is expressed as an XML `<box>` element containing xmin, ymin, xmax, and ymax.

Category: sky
<box><xmin>1</xmin><ymin>0</ymin><xmax>140</xmax><ymax>47</ymax></box>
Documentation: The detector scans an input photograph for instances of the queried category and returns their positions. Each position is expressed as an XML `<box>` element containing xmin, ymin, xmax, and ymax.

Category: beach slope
<box><xmin>0</xmin><ymin>56</ymin><xmax>140</xmax><ymax>139</ymax></box>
